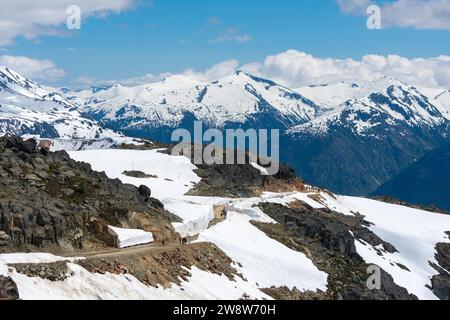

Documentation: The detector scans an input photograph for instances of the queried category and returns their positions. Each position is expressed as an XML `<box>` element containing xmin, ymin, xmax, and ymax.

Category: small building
<box><xmin>213</xmin><ymin>205</ymin><xmax>226</xmax><ymax>220</ymax></box>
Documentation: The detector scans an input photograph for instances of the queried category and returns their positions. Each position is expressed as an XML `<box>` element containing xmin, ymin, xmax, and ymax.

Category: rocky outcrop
<box><xmin>170</xmin><ymin>145</ymin><xmax>302</xmax><ymax>197</ymax></box>
<box><xmin>431</xmin><ymin>274</ymin><xmax>450</xmax><ymax>300</ymax></box>
<box><xmin>9</xmin><ymin>262</ymin><xmax>68</xmax><ymax>282</ymax></box>
<box><xmin>123</xmin><ymin>171</ymin><xmax>157</xmax><ymax>179</ymax></box>
<box><xmin>431</xmin><ymin>239</ymin><xmax>450</xmax><ymax>300</ymax></box>
<box><xmin>0</xmin><ymin>276</ymin><xmax>19</xmax><ymax>300</ymax></box>
<box><xmin>256</xmin><ymin>202</ymin><xmax>417</xmax><ymax>300</ymax></box>
<box><xmin>0</xmin><ymin>136</ymin><xmax>178</xmax><ymax>252</ymax></box>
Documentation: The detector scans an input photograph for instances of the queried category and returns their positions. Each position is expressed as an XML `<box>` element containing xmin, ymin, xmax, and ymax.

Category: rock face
<box><xmin>257</xmin><ymin>202</ymin><xmax>417</xmax><ymax>300</ymax></box>
<box><xmin>0</xmin><ymin>136</ymin><xmax>178</xmax><ymax>252</ymax></box>
<box><xmin>431</xmin><ymin>240</ymin><xmax>450</xmax><ymax>300</ymax></box>
<box><xmin>0</xmin><ymin>276</ymin><xmax>19</xmax><ymax>300</ymax></box>
<box><xmin>167</xmin><ymin>144</ymin><xmax>301</xmax><ymax>198</ymax></box>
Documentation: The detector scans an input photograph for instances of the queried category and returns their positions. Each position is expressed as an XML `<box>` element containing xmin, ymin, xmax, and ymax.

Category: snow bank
<box><xmin>108</xmin><ymin>226</ymin><xmax>153</xmax><ymax>248</ymax></box>
<box><xmin>164</xmin><ymin>199</ymin><xmax>215</xmax><ymax>238</ymax></box>
<box><xmin>198</xmin><ymin>212</ymin><xmax>328</xmax><ymax>292</ymax></box>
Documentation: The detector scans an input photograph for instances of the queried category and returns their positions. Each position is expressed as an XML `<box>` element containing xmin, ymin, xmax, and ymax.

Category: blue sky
<box><xmin>1</xmin><ymin>0</ymin><xmax>450</xmax><ymax>87</ymax></box>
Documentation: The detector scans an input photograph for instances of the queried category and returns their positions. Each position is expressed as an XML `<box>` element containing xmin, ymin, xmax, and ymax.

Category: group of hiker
<box><xmin>37</xmin><ymin>139</ymin><xmax>54</xmax><ymax>152</ymax></box>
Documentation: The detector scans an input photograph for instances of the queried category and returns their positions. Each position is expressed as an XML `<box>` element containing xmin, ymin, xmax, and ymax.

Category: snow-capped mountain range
<box><xmin>289</xmin><ymin>84</ymin><xmax>448</xmax><ymax>137</ymax></box>
<box><xmin>2</xmin><ymin>65</ymin><xmax>449</xmax><ymax>143</ymax></box>
<box><xmin>66</xmin><ymin>71</ymin><xmax>450</xmax><ymax>143</ymax></box>
<box><xmin>0</xmin><ymin>66</ymin><xmax>121</xmax><ymax>140</ymax></box>
<box><xmin>69</xmin><ymin>71</ymin><xmax>322</xmax><ymax>140</ymax></box>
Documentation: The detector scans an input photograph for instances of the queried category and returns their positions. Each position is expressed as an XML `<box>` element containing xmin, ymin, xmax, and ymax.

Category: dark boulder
<box><xmin>138</xmin><ymin>185</ymin><xmax>152</xmax><ymax>201</ymax></box>
<box><xmin>5</xmin><ymin>136</ymin><xmax>37</xmax><ymax>153</ymax></box>
<box><xmin>0</xmin><ymin>276</ymin><xmax>19</xmax><ymax>300</ymax></box>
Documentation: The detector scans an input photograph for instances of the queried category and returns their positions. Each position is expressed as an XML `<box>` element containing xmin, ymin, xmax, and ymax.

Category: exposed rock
<box><xmin>259</xmin><ymin>202</ymin><xmax>361</xmax><ymax>260</ymax></box>
<box><xmin>255</xmin><ymin>202</ymin><xmax>417</xmax><ymax>300</ymax></box>
<box><xmin>178</xmin><ymin>145</ymin><xmax>302</xmax><ymax>198</ymax></box>
<box><xmin>0</xmin><ymin>136</ymin><xmax>178</xmax><ymax>253</ymax></box>
<box><xmin>431</xmin><ymin>274</ymin><xmax>450</xmax><ymax>300</ymax></box>
<box><xmin>9</xmin><ymin>262</ymin><xmax>69</xmax><ymax>282</ymax></box>
<box><xmin>123</xmin><ymin>171</ymin><xmax>157</xmax><ymax>179</ymax></box>
<box><xmin>0</xmin><ymin>276</ymin><xmax>19</xmax><ymax>300</ymax></box>
<box><xmin>4</xmin><ymin>136</ymin><xmax>37</xmax><ymax>153</ymax></box>
<box><xmin>435</xmin><ymin>242</ymin><xmax>450</xmax><ymax>272</ymax></box>
<box><xmin>138</xmin><ymin>185</ymin><xmax>152</xmax><ymax>201</ymax></box>
<box><xmin>261</xmin><ymin>286</ymin><xmax>328</xmax><ymax>300</ymax></box>
<box><xmin>431</xmin><ymin>241</ymin><xmax>450</xmax><ymax>299</ymax></box>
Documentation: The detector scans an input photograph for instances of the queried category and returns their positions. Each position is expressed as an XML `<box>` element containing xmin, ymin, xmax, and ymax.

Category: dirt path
<box><xmin>64</xmin><ymin>242</ymin><xmax>202</xmax><ymax>260</ymax></box>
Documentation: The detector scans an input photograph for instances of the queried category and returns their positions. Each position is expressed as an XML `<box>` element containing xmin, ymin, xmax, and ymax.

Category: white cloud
<box><xmin>240</xmin><ymin>50</ymin><xmax>450</xmax><ymax>88</ymax></box>
<box><xmin>337</xmin><ymin>0</ymin><xmax>450</xmax><ymax>30</ymax></box>
<box><xmin>75</xmin><ymin>72</ymin><xmax>170</xmax><ymax>88</ymax></box>
<box><xmin>76</xmin><ymin>60</ymin><xmax>240</xmax><ymax>88</ymax></box>
<box><xmin>183</xmin><ymin>60</ymin><xmax>240</xmax><ymax>82</ymax></box>
<box><xmin>0</xmin><ymin>55</ymin><xmax>65</xmax><ymax>82</ymax></box>
<box><xmin>74</xmin><ymin>51</ymin><xmax>450</xmax><ymax>89</ymax></box>
<box><xmin>0</xmin><ymin>0</ymin><xmax>140</xmax><ymax>45</ymax></box>
<box><xmin>8</xmin><ymin>50</ymin><xmax>448</xmax><ymax>90</ymax></box>
<box><xmin>210</xmin><ymin>28</ymin><xmax>252</xmax><ymax>44</ymax></box>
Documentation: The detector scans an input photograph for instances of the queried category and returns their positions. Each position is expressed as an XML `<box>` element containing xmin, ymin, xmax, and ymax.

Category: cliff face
<box><xmin>0</xmin><ymin>136</ymin><xmax>178</xmax><ymax>253</ymax></box>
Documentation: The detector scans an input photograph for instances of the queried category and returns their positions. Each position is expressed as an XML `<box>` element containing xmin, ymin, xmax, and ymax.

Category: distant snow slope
<box><xmin>0</xmin><ymin>66</ymin><xmax>121</xmax><ymax>140</ymax></box>
<box><xmin>431</xmin><ymin>90</ymin><xmax>450</xmax><ymax>120</ymax></box>
<box><xmin>288</xmin><ymin>84</ymin><xmax>447</xmax><ymax>136</ymax></box>
<box><xmin>295</xmin><ymin>77</ymin><xmax>407</xmax><ymax>109</ymax></box>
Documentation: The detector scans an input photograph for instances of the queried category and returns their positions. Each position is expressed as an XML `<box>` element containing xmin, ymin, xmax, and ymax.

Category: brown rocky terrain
<box><xmin>76</xmin><ymin>242</ymin><xmax>240</xmax><ymax>288</ymax></box>
<box><xmin>0</xmin><ymin>136</ymin><xmax>179</xmax><ymax>253</ymax></box>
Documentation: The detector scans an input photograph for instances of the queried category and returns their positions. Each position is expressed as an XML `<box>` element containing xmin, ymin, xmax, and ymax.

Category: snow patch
<box><xmin>108</xmin><ymin>226</ymin><xmax>154</xmax><ymax>248</ymax></box>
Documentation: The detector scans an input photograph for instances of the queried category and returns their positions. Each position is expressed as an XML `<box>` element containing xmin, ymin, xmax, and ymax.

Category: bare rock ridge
<box><xmin>256</xmin><ymin>202</ymin><xmax>417</xmax><ymax>300</ymax></box>
<box><xmin>0</xmin><ymin>136</ymin><xmax>178</xmax><ymax>253</ymax></box>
